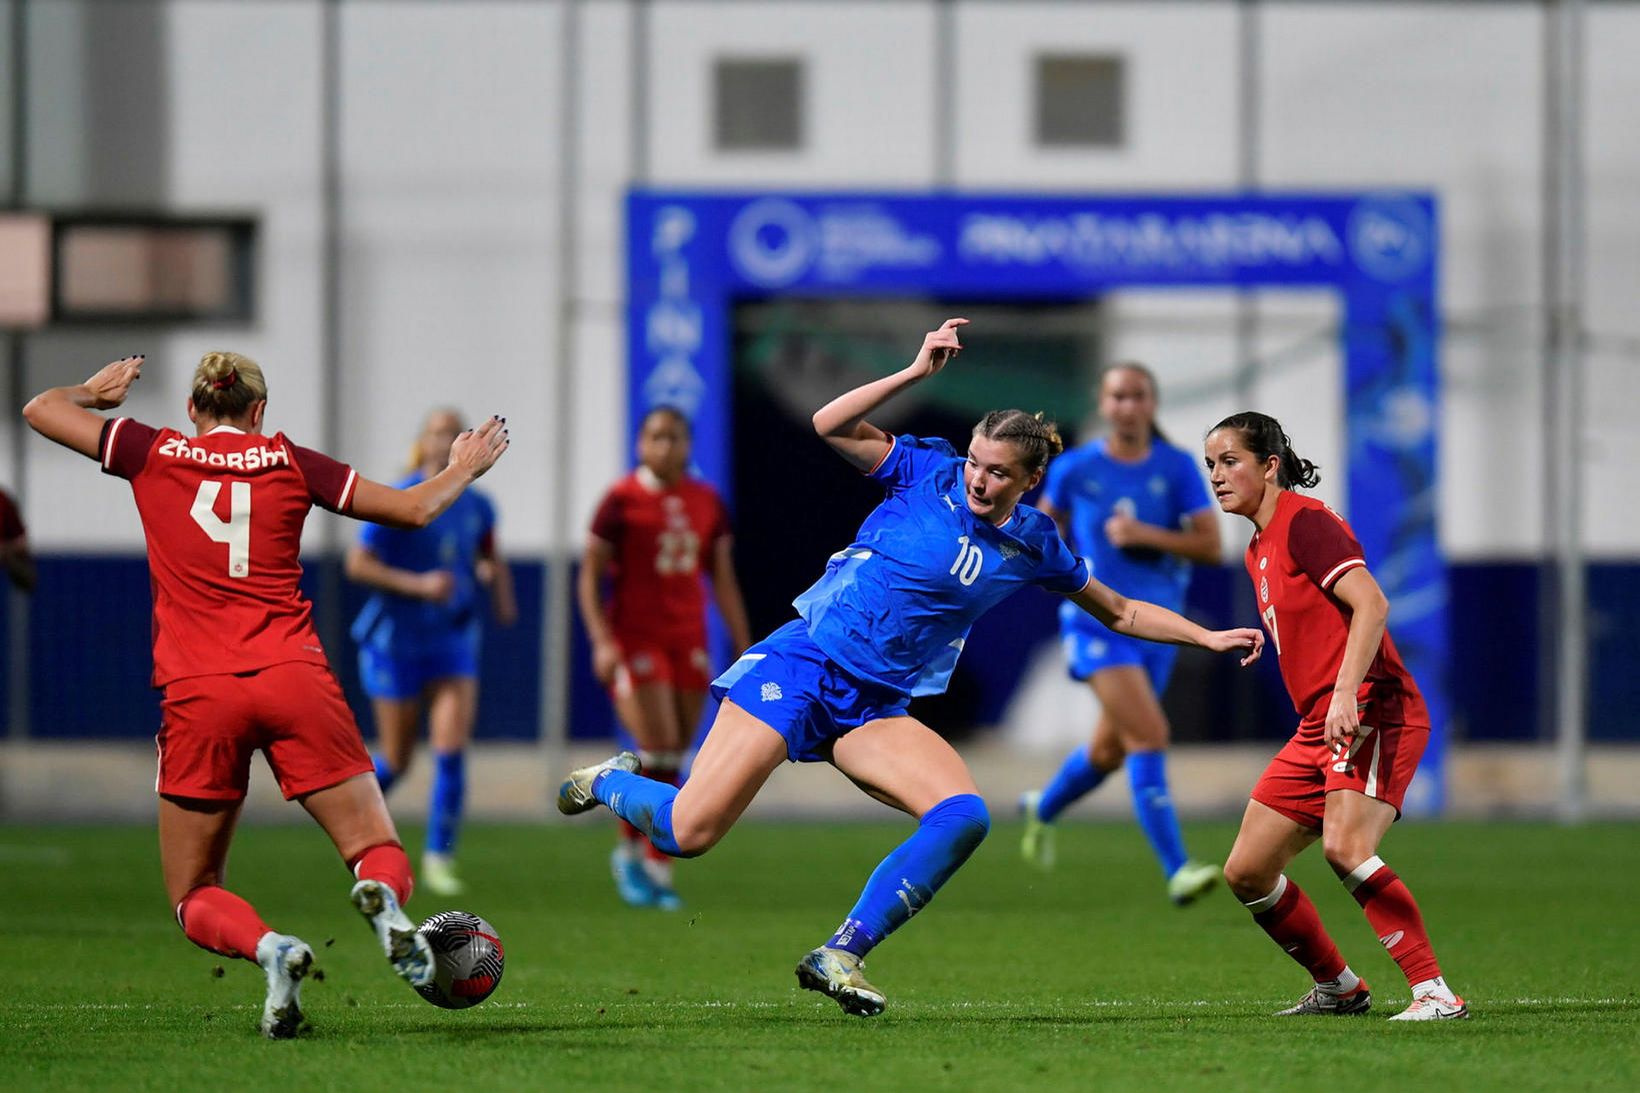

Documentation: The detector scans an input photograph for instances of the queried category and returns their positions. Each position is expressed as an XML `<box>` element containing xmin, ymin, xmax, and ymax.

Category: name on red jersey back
<box><xmin>100</xmin><ymin>418</ymin><xmax>359</xmax><ymax>687</ymax></box>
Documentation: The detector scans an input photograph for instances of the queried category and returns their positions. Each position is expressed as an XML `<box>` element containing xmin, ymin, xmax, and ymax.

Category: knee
<box><xmin>1322</xmin><ymin>833</ymin><xmax>1376</xmax><ymax>877</ymax></box>
<box><xmin>665</xmin><ymin>814</ymin><xmax>723</xmax><ymax>859</ymax></box>
<box><xmin>1222</xmin><ymin>855</ymin><xmax>1278</xmax><ymax>904</ymax></box>
<box><xmin>1089</xmin><ymin>737</ymin><xmax>1125</xmax><ymax>773</ymax></box>
<box><xmin>924</xmin><ymin>793</ymin><xmax>990</xmax><ymax>854</ymax></box>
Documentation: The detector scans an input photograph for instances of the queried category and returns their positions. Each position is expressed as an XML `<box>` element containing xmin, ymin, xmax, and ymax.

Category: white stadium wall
<box><xmin>7</xmin><ymin>0</ymin><xmax>1640</xmax><ymax>563</ymax></box>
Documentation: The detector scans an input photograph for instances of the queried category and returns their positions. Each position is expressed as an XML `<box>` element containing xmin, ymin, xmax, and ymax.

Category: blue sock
<box><xmin>828</xmin><ymin>794</ymin><xmax>990</xmax><ymax>959</ymax></box>
<box><xmin>372</xmin><ymin>752</ymin><xmax>398</xmax><ymax>795</ymax></box>
<box><xmin>594</xmin><ymin>769</ymin><xmax>684</xmax><ymax>857</ymax></box>
<box><xmin>1128</xmin><ymin>750</ymin><xmax>1188</xmax><ymax>878</ymax></box>
<box><xmin>426</xmin><ymin>749</ymin><xmax>465</xmax><ymax>855</ymax></box>
<box><xmin>1037</xmin><ymin>746</ymin><xmax>1109</xmax><ymax>822</ymax></box>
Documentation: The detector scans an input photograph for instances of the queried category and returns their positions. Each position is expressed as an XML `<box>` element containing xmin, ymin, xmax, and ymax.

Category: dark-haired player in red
<box><xmin>23</xmin><ymin>351</ymin><xmax>509</xmax><ymax>1039</ymax></box>
<box><xmin>1205</xmin><ymin>411</ymin><xmax>1466</xmax><ymax>1022</ymax></box>
<box><xmin>576</xmin><ymin>405</ymin><xmax>751</xmax><ymax>909</ymax></box>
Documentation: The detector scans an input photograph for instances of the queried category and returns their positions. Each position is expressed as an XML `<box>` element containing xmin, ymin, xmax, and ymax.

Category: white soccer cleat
<box><xmin>556</xmin><ymin>751</ymin><xmax>641</xmax><ymax>815</ymax></box>
<box><xmin>255</xmin><ymin>932</ymin><xmax>314</xmax><ymax>1040</ymax></box>
<box><xmin>421</xmin><ymin>851</ymin><xmax>466</xmax><ymax>897</ymax></box>
<box><xmin>1274</xmin><ymin>980</ymin><xmax>1373</xmax><ymax>1016</ymax></box>
<box><xmin>350</xmin><ymin>878</ymin><xmax>434</xmax><ymax>988</ymax></box>
<box><xmin>1167</xmin><ymin>860</ymin><xmax>1221</xmax><ymax>906</ymax></box>
<box><xmin>795</xmin><ymin>947</ymin><xmax>886</xmax><ymax>1018</ymax></box>
<box><xmin>1388</xmin><ymin>993</ymin><xmax>1469</xmax><ymax>1021</ymax></box>
<box><xmin>1018</xmin><ymin>790</ymin><xmax>1057</xmax><ymax>871</ymax></box>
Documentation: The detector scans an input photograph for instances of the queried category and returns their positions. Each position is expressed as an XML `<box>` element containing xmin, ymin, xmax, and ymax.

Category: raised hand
<box><xmin>449</xmin><ymin>416</ymin><xmax>510</xmax><ymax>480</ymax></box>
<box><xmin>910</xmin><ymin>318</ymin><xmax>969</xmax><ymax>378</ymax></box>
<box><xmin>83</xmin><ymin>355</ymin><xmax>144</xmax><ymax>410</ymax></box>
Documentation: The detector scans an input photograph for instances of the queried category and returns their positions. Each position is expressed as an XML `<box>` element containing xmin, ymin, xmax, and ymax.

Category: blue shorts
<box><xmin>710</xmin><ymin>619</ymin><xmax>910</xmax><ymax>763</ymax></box>
<box><xmin>358</xmin><ymin>633</ymin><xmax>480</xmax><ymax>701</ymax></box>
<box><xmin>1061</xmin><ymin>624</ymin><xmax>1179</xmax><ymax>691</ymax></box>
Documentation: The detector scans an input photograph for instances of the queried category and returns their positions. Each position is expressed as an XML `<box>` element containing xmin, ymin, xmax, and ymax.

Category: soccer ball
<box><xmin>415</xmin><ymin>910</ymin><xmax>505</xmax><ymax>1009</ymax></box>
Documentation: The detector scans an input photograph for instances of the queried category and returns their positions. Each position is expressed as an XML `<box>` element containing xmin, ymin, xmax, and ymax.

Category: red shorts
<box><xmin>611</xmin><ymin>636</ymin><xmax>712</xmax><ymax>697</ymax></box>
<box><xmin>156</xmin><ymin>661</ymin><xmax>373</xmax><ymax>801</ymax></box>
<box><xmin>1251</xmin><ymin>687</ymin><xmax>1430</xmax><ymax>829</ymax></box>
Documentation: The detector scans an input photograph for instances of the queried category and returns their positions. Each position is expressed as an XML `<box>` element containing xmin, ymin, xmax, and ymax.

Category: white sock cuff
<box><xmin>1342</xmin><ymin>855</ymin><xmax>1387</xmax><ymax>894</ymax></box>
<box><xmin>638</xmin><ymin>749</ymin><xmax>684</xmax><ymax>771</ymax></box>
<box><xmin>1242</xmin><ymin>873</ymin><xmax>1289</xmax><ymax>914</ymax></box>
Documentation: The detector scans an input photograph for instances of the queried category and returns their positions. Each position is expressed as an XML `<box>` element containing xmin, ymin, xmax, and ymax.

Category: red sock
<box><xmin>176</xmin><ymin>885</ymin><xmax>271</xmax><ymax>961</ymax></box>
<box><xmin>1344</xmin><ymin>856</ymin><xmax>1442</xmax><ymax>986</ymax></box>
<box><xmin>643</xmin><ymin>766</ymin><xmax>680</xmax><ymax>864</ymax></box>
<box><xmin>1244</xmin><ymin>875</ymin><xmax>1348</xmax><ymax>982</ymax></box>
<box><xmin>619</xmin><ymin>820</ymin><xmax>645</xmax><ymax>845</ymax></box>
<box><xmin>350</xmin><ymin>841</ymin><xmax>414</xmax><ymax>907</ymax></box>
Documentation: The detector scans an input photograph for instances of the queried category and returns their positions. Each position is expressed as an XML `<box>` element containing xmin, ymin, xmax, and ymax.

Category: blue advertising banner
<box><xmin>627</xmin><ymin>190</ymin><xmax>1447</xmax><ymax>812</ymax></box>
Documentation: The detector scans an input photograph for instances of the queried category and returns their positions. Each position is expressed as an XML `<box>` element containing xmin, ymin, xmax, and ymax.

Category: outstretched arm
<box><xmin>22</xmin><ymin>356</ymin><xmax>145</xmax><ymax>459</ymax></box>
<box><xmin>349</xmin><ymin>416</ymin><xmax>510</xmax><ymax>529</ymax></box>
<box><xmin>1068</xmin><ymin>576</ymin><xmax>1263</xmax><ymax>665</ymax></box>
<box><xmin>811</xmin><ymin>317</ymin><xmax>968</xmax><ymax>472</ymax></box>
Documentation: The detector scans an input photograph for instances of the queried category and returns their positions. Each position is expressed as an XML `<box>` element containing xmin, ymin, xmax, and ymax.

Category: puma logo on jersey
<box><xmin>158</xmin><ymin>435</ymin><xmax>290</xmax><ymax>471</ymax></box>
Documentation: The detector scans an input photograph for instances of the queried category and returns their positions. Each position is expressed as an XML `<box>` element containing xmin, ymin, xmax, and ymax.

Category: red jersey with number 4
<box><xmin>99</xmin><ymin>418</ymin><xmax>359</xmax><ymax>687</ymax></box>
<box><xmin>590</xmin><ymin>468</ymin><xmax>729</xmax><ymax>644</ymax></box>
<box><xmin>1246</xmin><ymin>490</ymin><xmax>1424</xmax><ymax>728</ymax></box>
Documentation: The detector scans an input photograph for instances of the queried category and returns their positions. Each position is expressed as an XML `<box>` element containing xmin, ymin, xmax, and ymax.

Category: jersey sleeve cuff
<box><xmin>336</xmin><ymin>468</ymin><xmax>359</xmax><ymax>513</ymax></box>
<box><xmin>100</xmin><ymin>417</ymin><xmax>127</xmax><ymax>472</ymax></box>
<box><xmin>1320</xmin><ymin>557</ymin><xmax>1366</xmax><ymax>589</ymax></box>
<box><xmin>865</xmin><ymin>435</ymin><xmax>897</xmax><ymax>478</ymax></box>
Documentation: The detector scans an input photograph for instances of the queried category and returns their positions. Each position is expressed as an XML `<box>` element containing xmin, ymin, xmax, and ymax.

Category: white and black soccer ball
<box><xmin>415</xmin><ymin>910</ymin><xmax>505</xmax><ymax>1009</ymax></box>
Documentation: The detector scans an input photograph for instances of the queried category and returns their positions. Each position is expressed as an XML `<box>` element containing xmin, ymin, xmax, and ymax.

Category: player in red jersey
<box><xmin>23</xmin><ymin>351</ymin><xmax>509</xmax><ymax>1039</ymax></box>
<box><xmin>0</xmin><ymin>485</ymin><xmax>35</xmax><ymax>590</ymax></box>
<box><xmin>1205</xmin><ymin>411</ymin><xmax>1466</xmax><ymax>1022</ymax></box>
<box><xmin>576</xmin><ymin>405</ymin><xmax>751</xmax><ymax>909</ymax></box>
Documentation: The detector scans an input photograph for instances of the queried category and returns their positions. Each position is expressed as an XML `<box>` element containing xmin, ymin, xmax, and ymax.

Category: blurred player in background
<box><xmin>1020</xmin><ymin>363</ymin><xmax>1222</xmax><ymax>905</ymax></box>
<box><xmin>1206</xmin><ymin>411</ymin><xmax>1466</xmax><ymax>1021</ymax></box>
<box><xmin>558</xmin><ymin>319</ymin><xmax>1264</xmax><ymax>1017</ymax></box>
<box><xmin>23</xmin><ymin>352</ymin><xmax>508</xmax><ymax>1038</ymax></box>
<box><xmin>577</xmin><ymin>405</ymin><xmax>752</xmax><ymax>909</ymax></box>
<box><xmin>347</xmin><ymin>408</ymin><xmax>518</xmax><ymax>897</ymax></box>
<box><xmin>0</xmin><ymin>484</ymin><xmax>36</xmax><ymax>591</ymax></box>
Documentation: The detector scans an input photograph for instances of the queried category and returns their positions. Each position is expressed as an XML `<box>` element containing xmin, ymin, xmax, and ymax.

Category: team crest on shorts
<box><xmin>760</xmin><ymin>682</ymin><xmax>783</xmax><ymax>702</ymax></box>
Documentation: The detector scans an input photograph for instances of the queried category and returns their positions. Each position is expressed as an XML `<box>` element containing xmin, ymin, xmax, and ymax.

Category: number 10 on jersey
<box><xmin>949</xmin><ymin>535</ymin><xmax>983</xmax><ymax>586</ymax></box>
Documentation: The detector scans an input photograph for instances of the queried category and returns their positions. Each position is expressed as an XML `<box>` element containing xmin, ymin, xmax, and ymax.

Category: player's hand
<box><xmin>419</xmin><ymin>570</ymin><xmax>456</xmax><ymax>604</ymax></box>
<box><xmin>909</xmin><ymin>318</ymin><xmax>968</xmax><ymax>378</ymax></box>
<box><xmin>591</xmin><ymin>637</ymin><xmax>622</xmax><ymax>686</ymax></box>
<box><xmin>1323</xmin><ymin>688</ymin><xmax>1364</xmax><ymax>751</ymax></box>
<box><xmin>83</xmin><ymin>355</ymin><xmax>144</xmax><ymax>409</ymax></box>
<box><xmin>450</xmin><ymin>415</ymin><xmax>509</xmax><ymax>480</ymax></box>
<box><xmin>1211</xmin><ymin>627</ymin><xmax>1265</xmax><ymax>666</ymax></box>
<box><xmin>1104</xmin><ymin>511</ymin><xmax>1144</xmax><ymax>548</ymax></box>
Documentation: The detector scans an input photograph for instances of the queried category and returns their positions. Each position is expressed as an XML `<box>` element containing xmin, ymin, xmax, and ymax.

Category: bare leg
<box><xmin>370</xmin><ymin>697</ymin><xmax>422</xmax><ymax>787</ymax></box>
<box><xmin>663</xmin><ymin>700</ymin><xmax>787</xmax><ymax>853</ymax></box>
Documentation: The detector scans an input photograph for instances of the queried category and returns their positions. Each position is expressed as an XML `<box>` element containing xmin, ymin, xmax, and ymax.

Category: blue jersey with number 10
<box><xmin>793</xmin><ymin>434</ymin><xmax>1091</xmax><ymax>698</ymax></box>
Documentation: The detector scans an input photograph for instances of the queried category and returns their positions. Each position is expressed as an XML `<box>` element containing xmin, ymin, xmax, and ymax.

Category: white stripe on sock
<box><xmin>1341</xmin><ymin>855</ymin><xmax>1386</xmax><ymax>894</ymax></box>
<box><xmin>1242</xmin><ymin>874</ymin><xmax>1288</xmax><ymax>914</ymax></box>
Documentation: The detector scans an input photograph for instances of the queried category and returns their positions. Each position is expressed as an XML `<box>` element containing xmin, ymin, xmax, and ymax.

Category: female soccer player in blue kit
<box><xmin>1019</xmin><ymin>363</ymin><xmax>1224</xmax><ymax>905</ymax></box>
<box><xmin>557</xmin><ymin>319</ymin><xmax>1264</xmax><ymax>1017</ymax></box>
<box><xmin>347</xmin><ymin>408</ymin><xmax>517</xmax><ymax>895</ymax></box>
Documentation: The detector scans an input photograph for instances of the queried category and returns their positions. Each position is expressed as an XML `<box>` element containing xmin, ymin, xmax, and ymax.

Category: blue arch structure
<box><xmin>626</xmin><ymin>190</ymin><xmax>1447</xmax><ymax>813</ymax></box>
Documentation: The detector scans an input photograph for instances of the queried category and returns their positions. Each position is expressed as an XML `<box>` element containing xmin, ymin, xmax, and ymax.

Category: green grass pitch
<box><xmin>4</xmin><ymin>817</ymin><xmax>1636</xmax><ymax>1091</ymax></box>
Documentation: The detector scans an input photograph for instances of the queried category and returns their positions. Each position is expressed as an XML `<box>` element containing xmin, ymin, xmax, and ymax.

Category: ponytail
<box><xmin>1209</xmin><ymin>411</ymin><xmax>1319</xmax><ymax>489</ymax></box>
